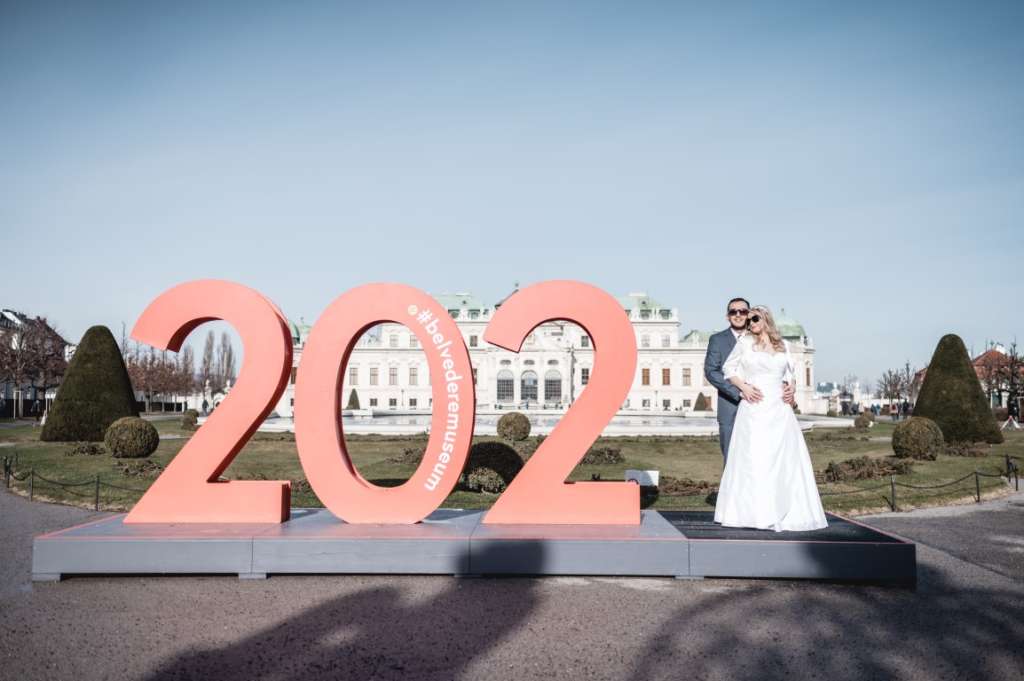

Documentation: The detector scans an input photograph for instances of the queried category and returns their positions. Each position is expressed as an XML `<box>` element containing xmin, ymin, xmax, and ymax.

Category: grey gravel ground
<box><xmin>2</xmin><ymin>489</ymin><xmax>1023</xmax><ymax>681</ymax></box>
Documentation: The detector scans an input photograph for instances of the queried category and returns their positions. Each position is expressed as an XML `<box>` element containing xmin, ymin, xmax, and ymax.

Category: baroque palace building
<box><xmin>273</xmin><ymin>291</ymin><xmax>818</xmax><ymax>417</ymax></box>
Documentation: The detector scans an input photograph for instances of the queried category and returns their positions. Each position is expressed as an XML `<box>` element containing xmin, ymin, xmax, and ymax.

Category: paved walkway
<box><xmin>2</xmin><ymin>489</ymin><xmax>1023</xmax><ymax>681</ymax></box>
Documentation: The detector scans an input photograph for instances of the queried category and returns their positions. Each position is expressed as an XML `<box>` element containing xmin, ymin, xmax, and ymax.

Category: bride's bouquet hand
<box><xmin>740</xmin><ymin>383</ymin><xmax>763</xmax><ymax>403</ymax></box>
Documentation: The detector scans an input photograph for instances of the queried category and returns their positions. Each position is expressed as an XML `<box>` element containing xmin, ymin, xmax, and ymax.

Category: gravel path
<box><xmin>2</xmin><ymin>490</ymin><xmax>1023</xmax><ymax>681</ymax></box>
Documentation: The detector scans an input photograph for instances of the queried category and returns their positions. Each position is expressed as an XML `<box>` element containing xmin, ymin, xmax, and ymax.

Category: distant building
<box><xmin>273</xmin><ymin>291</ymin><xmax>822</xmax><ymax>417</ymax></box>
<box><xmin>0</xmin><ymin>309</ymin><xmax>73</xmax><ymax>418</ymax></box>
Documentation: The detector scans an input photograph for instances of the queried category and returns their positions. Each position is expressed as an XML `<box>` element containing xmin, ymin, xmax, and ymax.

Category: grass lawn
<box><xmin>2</xmin><ymin>417</ymin><xmax>1020</xmax><ymax>516</ymax></box>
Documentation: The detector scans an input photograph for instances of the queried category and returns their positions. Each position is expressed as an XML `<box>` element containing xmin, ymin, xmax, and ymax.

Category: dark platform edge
<box><xmin>32</xmin><ymin>510</ymin><xmax>916</xmax><ymax>586</ymax></box>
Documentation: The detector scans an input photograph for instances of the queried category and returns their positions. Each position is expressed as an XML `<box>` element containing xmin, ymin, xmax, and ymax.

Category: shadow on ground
<box><xmin>142</xmin><ymin>542</ymin><xmax>544</xmax><ymax>681</ymax></box>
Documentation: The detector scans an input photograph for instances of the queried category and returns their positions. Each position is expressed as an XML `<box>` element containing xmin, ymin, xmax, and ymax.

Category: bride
<box><xmin>713</xmin><ymin>305</ymin><xmax>828</xmax><ymax>532</ymax></box>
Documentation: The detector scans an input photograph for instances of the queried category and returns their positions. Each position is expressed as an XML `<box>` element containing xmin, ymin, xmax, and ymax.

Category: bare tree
<box><xmin>997</xmin><ymin>342</ymin><xmax>1023</xmax><ymax>419</ymax></box>
<box><xmin>879</xmin><ymin>369</ymin><xmax>902</xmax><ymax>410</ymax></box>
<box><xmin>201</xmin><ymin>331</ymin><xmax>216</xmax><ymax>396</ymax></box>
<box><xmin>215</xmin><ymin>332</ymin><xmax>236</xmax><ymax>392</ymax></box>
<box><xmin>899</xmin><ymin>361</ymin><xmax>919</xmax><ymax>404</ymax></box>
<box><xmin>0</xmin><ymin>314</ymin><xmax>68</xmax><ymax>418</ymax></box>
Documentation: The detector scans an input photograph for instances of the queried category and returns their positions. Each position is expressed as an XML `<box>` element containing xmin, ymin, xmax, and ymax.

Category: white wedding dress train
<box><xmin>713</xmin><ymin>335</ymin><xmax>828</xmax><ymax>532</ymax></box>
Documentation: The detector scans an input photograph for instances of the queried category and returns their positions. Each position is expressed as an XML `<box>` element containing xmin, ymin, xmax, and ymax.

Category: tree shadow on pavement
<box><xmin>627</xmin><ymin>561</ymin><xmax>1024</xmax><ymax>681</ymax></box>
<box><xmin>142</xmin><ymin>542</ymin><xmax>544</xmax><ymax>681</ymax></box>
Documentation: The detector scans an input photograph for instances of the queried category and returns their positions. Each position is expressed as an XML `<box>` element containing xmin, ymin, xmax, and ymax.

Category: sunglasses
<box><xmin>749</xmin><ymin>314</ymin><xmax>762</xmax><ymax>323</ymax></box>
<box><xmin>728</xmin><ymin>309</ymin><xmax>749</xmax><ymax>317</ymax></box>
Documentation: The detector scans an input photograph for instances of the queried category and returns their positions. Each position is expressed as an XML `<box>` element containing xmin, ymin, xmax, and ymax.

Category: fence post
<box><xmin>1008</xmin><ymin>454</ymin><xmax>1013</xmax><ymax>478</ymax></box>
<box><xmin>94</xmin><ymin>474</ymin><xmax>100</xmax><ymax>511</ymax></box>
<box><xmin>3</xmin><ymin>457</ymin><xmax>8</xmax><ymax>488</ymax></box>
<box><xmin>975</xmin><ymin>470</ymin><xmax>981</xmax><ymax>503</ymax></box>
<box><xmin>890</xmin><ymin>475</ymin><xmax>897</xmax><ymax>512</ymax></box>
<box><xmin>29</xmin><ymin>468</ymin><xmax>34</xmax><ymax>501</ymax></box>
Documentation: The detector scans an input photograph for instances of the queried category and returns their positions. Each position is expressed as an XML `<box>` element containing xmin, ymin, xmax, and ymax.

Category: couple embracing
<box><xmin>703</xmin><ymin>297</ymin><xmax>828</xmax><ymax>532</ymax></box>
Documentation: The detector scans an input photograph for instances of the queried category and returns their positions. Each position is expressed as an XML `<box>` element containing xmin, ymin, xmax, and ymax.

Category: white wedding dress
<box><xmin>713</xmin><ymin>334</ymin><xmax>828</xmax><ymax>532</ymax></box>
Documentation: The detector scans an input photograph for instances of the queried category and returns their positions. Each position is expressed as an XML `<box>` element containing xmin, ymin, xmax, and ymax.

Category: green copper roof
<box><xmin>774</xmin><ymin>308</ymin><xmax>806</xmax><ymax>339</ymax></box>
<box><xmin>617</xmin><ymin>293</ymin><xmax>669</xmax><ymax>311</ymax></box>
<box><xmin>682</xmin><ymin>330</ymin><xmax>713</xmax><ymax>344</ymax></box>
<box><xmin>434</xmin><ymin>292</ymin><xmax>489</xmax><ymax>311</ymax></box>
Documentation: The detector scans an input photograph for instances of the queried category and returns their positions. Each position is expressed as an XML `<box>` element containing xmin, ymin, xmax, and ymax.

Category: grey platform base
<box><xmin>32</xmin><ymin>509</ymin><xmax>916</xmax><ymax>586</ymax></box>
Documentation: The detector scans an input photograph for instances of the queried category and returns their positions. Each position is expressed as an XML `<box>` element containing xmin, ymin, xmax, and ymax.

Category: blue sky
<box><xmin>2</xmin><ymin>1</ymin><xmax>1022</xmax><ymax>386</ymax></box>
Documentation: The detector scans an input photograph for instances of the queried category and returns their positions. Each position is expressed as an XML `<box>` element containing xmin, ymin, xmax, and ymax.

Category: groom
<box><xmin>704</xmin><ymin>297</ymin><xmax>795</xmax><ymax>463</ymax></box>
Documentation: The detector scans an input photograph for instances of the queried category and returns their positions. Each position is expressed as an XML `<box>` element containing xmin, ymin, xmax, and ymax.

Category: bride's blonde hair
<box><xmin>749</xmin><ymin>305</ymin><xmax>786</xmax><ymax>352</ymax></box>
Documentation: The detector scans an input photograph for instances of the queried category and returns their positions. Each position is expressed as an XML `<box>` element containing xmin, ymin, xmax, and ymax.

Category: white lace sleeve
<box><xmin>723</xmin><ymin>335</ymin><xmax>746</xmax><ymax>381</ymax></box>
<box><xmin>783</xmin><ymin>340</ymin><xmax>795</xmax><ymax>384</ymax></box>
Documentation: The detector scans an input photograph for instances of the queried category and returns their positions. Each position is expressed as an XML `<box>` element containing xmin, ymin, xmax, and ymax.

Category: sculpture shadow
<box><xmin>142</xmin><ymin>541</ymin><xmax>545</xmax><ymax>681</ymax></box>
<box><xmin>626</xmin><ymin>552</ymin><xmax>1024</xmax><ymax>680</ymax></box>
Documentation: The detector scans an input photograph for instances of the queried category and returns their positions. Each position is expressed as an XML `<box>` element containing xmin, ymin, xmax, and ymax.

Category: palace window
<box><xmin>389</xmin><ymin>367</ymin><xmax>398</xmax><ymax>386</ymax></box>
<box><xmin>659</xmin><ymin>309</ymin><xmax>672</xmax><ymax>320</ymax></box>
<box><xmin>447</xmin><ymin>309</ymin><xmax>460</xmax><ymax>319</ymax></box>
<box><xmin>369</xmin><ymin>368</ymin><xmax>379</xmax><ymax>386</ymax></box>
<box><xmin>469</xmin><ymin>335</ymin><xmax>478</xmax><ymax>347</ymax></box>
<box><xmin>389</xmin><ymin>398</ymin><xmax>397</xmax><ymax>409</ymax></box>
<box><xmin>683</xmin><ymin>399</ymin><xmax>692</xmax><ymax>408</ymax></box>
<box><xmin>409</xmin><ymin>398</ymin><xmax>417</xmax><ymax>408</ymax></box>
<box><xmin>641</xmin><ymin>368</ymin><xmax>650</xmax><ymax>386</ymax></box>
<box><xmin>640</xmin><ymin>309</ymin><xmax>652</xmax><ymax>320</ymax></box>
<box><xmin>544</xmin><ymin>369</ymin><xmax>561</xmax><ymax>402</ymax></box>
<box><xmin>496</xmin><ymin>370</ymin><xmax>514</xmax><ymax>403</ymax></box>
<box><xmin>521</xmin><ymin>370</ymin><xmax>538</xmax><ymax>402</ymax></box>
<box><xmin>682</xmin><ymin>368</ymin><xmax>691</xmax><ymax>386</ymax></box>
<box><xmin>472</xmin><ymin>367</ymin><xmax>477</xmax><ymax>385</ymax></box>
<box><xmin>409</xmin><ymin>336</ymin><xmax>419</xmax><ymax>348</ymax></box>
<box><xmin>369</xmin><ymin>398</ymin><xmax>378</xmax><ymax>407</ymax></box>
<box><xmin>806</xmin><ymin>367</ymin><xmax>811</xmax><ymax>386</ymax></box>
<box><xmin>389</xmin><ymin>335</ymin><xmax>399</xmax><ymax>348</ymax></box>
<box><xmin>662</xmin><ymin>368</ymin><xmax>671</xmax><ymax>386</ymax></box>
<box><xmin>290</xmin><ymin>367</ymin><xmax>298</xmax><ymax>384</ymax></box>
<box><xmin>662</xmin><ymin>335</ymin><xmax>670</xmax><ymax>348</ymax></box>
<box><xmin>641</xmin><ymin>335</ymin><xmax>650</xmax><ymax>348</ymax></box>
<box><xmin>581</xmin><ymin>368</ymin><xmax>590</xmax><ymax>385</ymax></box>
<box><xmin>349</xmin><ymin>366</ymin><xmax>358</xmax><ymax>385</ymax></box>
<box><xmin>468</xmin><ymin>309</ymin><xmax>480</xmax><ymax>319</ymax></box>
<box><xmin>581</xmin><ymin>335</ymin><xmax>590</xmax><ymax>348</ymax></box>
<box><xmin>642</xmin><ymin>398</ymin><xmax>651</xmax><ymax>408</ymax></box>
<box><xmin>409</xmin><ymin>367</ymin><xmax>418</xmax><ymax>386</ymax></box>
<box><xmin>662</xmin><ymin>399</ymin><xmax>671</xmax><ymax>411</ymax></box>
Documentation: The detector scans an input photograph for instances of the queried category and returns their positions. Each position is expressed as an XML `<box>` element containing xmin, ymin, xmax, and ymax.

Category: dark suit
<box><xmin>704</xmin><ymin>328</ymin><xmax>743</xmax><ymax>462</ymax></box>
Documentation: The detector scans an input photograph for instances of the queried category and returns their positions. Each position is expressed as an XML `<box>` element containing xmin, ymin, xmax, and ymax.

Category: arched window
<box><xmin>521</xmin><ymin>370</ymin><xmax>538</xmax><ymax>402</ymax></box>
<box><xmin>496</xmin><ymin>370</ymin><xmax>514</xmax><ymax>403</ymax></box>
<box><xmin>544</xmin><ymin>369</ymin><xmax>562</xmax><ymax>402</ymax></box>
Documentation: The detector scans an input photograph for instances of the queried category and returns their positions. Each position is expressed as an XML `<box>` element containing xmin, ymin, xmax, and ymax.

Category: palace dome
<box><xmin>774</xmin><ymin>308</ymin><xmax>806</xmax><ymax>339</ymax></box>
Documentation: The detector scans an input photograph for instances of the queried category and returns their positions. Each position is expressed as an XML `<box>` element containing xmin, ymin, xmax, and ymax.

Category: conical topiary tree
<box><xmin>913</xmin><ymin>334</ymin><xmax>1003</xmax><ymax>444</ymax></box>
<box><xmin>346</xmin><ymin>388</ymin><xmax>361</xmax><ymax>410</ymax></box>
<box><xmin>694</xmin><ymin>392</ymin><xmax>709</xmax><ymax>411</ymax></box>
<box><xmin>41</xmin><ymin>326</ymin><xmax>139</xmax><ymax>442</ymax></box>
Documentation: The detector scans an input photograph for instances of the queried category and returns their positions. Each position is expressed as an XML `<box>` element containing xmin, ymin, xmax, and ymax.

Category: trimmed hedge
<box><xmin>497</xmin><ymin>412</ymin><xmax>531</xmax><ymax>441</ymax></box>
<box><xmin>694</xmin><ymin>393</ymin><xmax>710</xmax><ymax>411</ymax></box>
<box><xmin>104</xmin><ymin>416</ymin><xmax>159</xmax><ymax>458</ymax></box>
<box><xmin>853</xmin><ymin>414</ymin><xmax>872</xmax><ymax>430</ymax></box>
<box><xmin>913</xmin><ymin>334</ymin><xmax>1003</xmax><ymax>444</ymax></box>
<box><xmin>891</xmin><ymin>416</ymin><xmax>944</xmax><ymax>460</ymax></box>
<box><xmin>465</xmin><ymin>467</ymin><xmax>506</xmax><ymax>494</ymax></box>
<box><xmin>181</xmin><ymin>409</ymin><xmax>199</xmax><ymax>430</ymax></box>
<box><xmin>41</xmin><ymin>326</ymin><xmax>139</xmax><ymax>442</ymax></box>
<box><xmin>464</xmin><ymin>441</ymin><xmax>524</xmax><ymax>487</ymax></box>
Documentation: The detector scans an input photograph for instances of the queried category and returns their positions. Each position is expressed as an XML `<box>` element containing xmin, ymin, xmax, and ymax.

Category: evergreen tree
<box><xmin>694</xmin><ymin>392</ymin><xmax>709</xmax><ymax>411</ymax></box>
<box><xmin>346</xmin><ymin>389</ymin><xmax>360</xmax><ymax>410</ymax></box>
<box><xmin>913</xmin><ymin>334</ymin><xmax>1003</xmax><ymax>444</ymax></box>
<box><xmin>41</xmin><ymin>326</ymin><xmax>139</xmax><ymax>441</ymax></box>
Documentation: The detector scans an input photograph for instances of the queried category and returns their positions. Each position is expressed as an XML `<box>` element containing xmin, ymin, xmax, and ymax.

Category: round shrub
<box><xmin>853</xmin><ymin>414</ymin><xmax>873</xmax><ymax>430</ymax></box>
<box><xmin>104</xmin><ymin>417</ymin><xmax>159</xmax><ymax>458</ymax></box>
<box><xmin>181</xmin><ymin>409</ymin><xmax>199</xmax><ymax>430</ymax></box>
<box><xmin>465</xmin><ymin>467</ymin><xmax>506</xmax><ymax>494</ymax></box>
<box><xmin>581</xmin><ymin>446</ymin><xmax>624</xmax><ymax>465</ymax></box>
<box><xmin>497</xmin><ymin>412</ymin><xmax>531</xmax><ymax>441</ymax></box>
<box><xmin>891</xmin><ymin>416</ymin><xmax>944</xmax><ymax>460</ymax></box>
<box><xmin>464</xmin><ymin>441</ymin><xmax>524</xmax><ymax>486</ymax></box>
<box><xmin>826</xmin><ymin>409</ymin><xmax>838</xmax><ymax>418</ymax></box>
